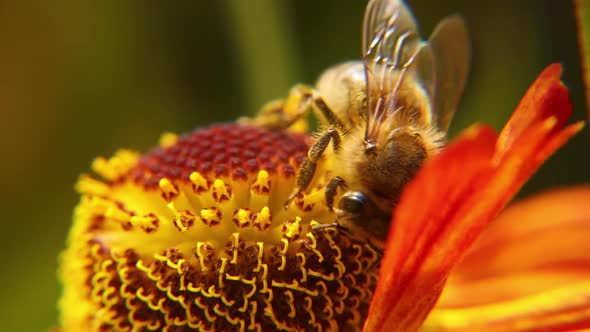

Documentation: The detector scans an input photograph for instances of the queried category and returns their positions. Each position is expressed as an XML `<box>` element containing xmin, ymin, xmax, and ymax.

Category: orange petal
<box><xmin>424</xmin><ymin>187</ymin><xmax>590</xmax><ymax>329</ymax></box>
<box><xmin>364</xmin><ymin>64</ymin><xmax>580</xmax><ymax>332</ymax></box>
<box><xmin>437</xmin><ymin>185</ymin><xmax>590</xmax><ymax>308</ymax></box>
<box><xmin>364</xmin><ymin>125</ymin><xmax>498</xmax><ymax>332</ymax></box>
<box><xmin>496</xmin><ymin>64</ymin><xmax>572</xmax><ymax>155</ymax></box>
<box><xmin>424</xmin><ymin>282</ymin><xmax>590</xmax><ymax>332</ymax></box>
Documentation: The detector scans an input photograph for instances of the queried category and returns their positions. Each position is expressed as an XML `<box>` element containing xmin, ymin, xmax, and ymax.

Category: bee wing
<box><xmin>362</xmin><ymin>0</ymin><xmax>434</xmax><ymax>140</ymax></box>
<box><xmin>428</xmin><ymin>15</ymin><xmax>470</xmax><ymax>132</ymax></box>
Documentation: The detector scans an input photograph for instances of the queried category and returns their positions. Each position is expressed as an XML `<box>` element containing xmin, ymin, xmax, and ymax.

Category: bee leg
<box><xmin>310</xmin><ymin>95</ymin><xmax>346</xmax><ymax>131</ymax></box>
<box><xmin>325</xmin><ymin>176</ymin><xmax>347</xmax><ymax>211</ymax></box>
<box><xmin>240</xmin><ymin>84</ymin><xmax>315</xmax><ymax>131</ymax></box>
<box><xmin>366</xmin><ymin>241</ymin><xmax>384</xmax><ymax>258</ymax></box>
<box><xmin>311</xmin><ymin>221</ymin><xmax>350</xmax><ymax>235</ymax></box>
<box><xmin>284</xmin><ymin>127</ymin><xmax>342</xmax><ymax>208</ymax></box>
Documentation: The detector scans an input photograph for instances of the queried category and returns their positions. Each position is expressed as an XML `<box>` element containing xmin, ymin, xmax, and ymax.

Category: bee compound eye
<box><xmin>339</xmin><ymin>191</ymin><xmax>370</xmax><ymax>216</ymax></box>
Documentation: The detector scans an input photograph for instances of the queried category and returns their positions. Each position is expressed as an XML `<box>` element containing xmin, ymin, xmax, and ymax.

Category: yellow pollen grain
<box><xmin>252</xmin><ymin>206</ymin><xmax>272</xmax><ymax>231</ymax></box>
<box><xmin>178</xmin><ymin>211</ymin><xmax>196</xmax><ymax>232</ymax></box>
<box><xmin>252</xmin><ymin>170</ymin><xmax>271</xmax><ymax>193</ymax></box>
<box><xmin>75</xmin><ymin>174</ymin><xmax>110</xmax><ymax>196</ymax></box>
<box><xmin>115</xmin><ymin>149</ymin><xmax>140</xmax><ymax>165</ymax></box>
<box><xmin>200</xmin><ymin>207</ymin><xmax>221</xmax><ymax>225</ymax></box>
<box><xmin>218</xmin><ymin>257</ymin><xmax>227</xmax><ymax>288</ymax></box>
<box><xmin>91</xmin><ymin>157</ymin><xmax>115</xmax><ymax>180</ymax></box>
<box><xmin>234</xmin><ymin>209</ymin><xmax>251</xmax><ymax>228</ymax></box>
<box><xmin>189</xmin><ymin>171</ymin><xmax>209</xmax><ymax>192</ymax></box>
<box><xmin>167</xmin><ymin>201</ymin><xmax>183</xmax><ymax>230</ymax></box>
<box><xmin>166</xmin><ymin>258</ymin><xmax>186</xmax><ymax>274</ymax></box>
<box><xmin>159</xmin><ymin>132</ymin><xmax>178</xmax><ymax>148</ymax></box>
<box><xmin>212</xmin><ymin>179</ymin><xmax>231</xmax><ymax>202</ymax></box>
<box><xmin>153</xmin><ymin>252</ymin><xmax>168</xmax><ymax>262</ymax></box>
<box><xmin>91</xmin><ymin>150</ymin><xmax>139</xmax><ymax>181</ymax></box>
<box><xmin>283</xmin><ymin>216</ymin><xmax>301</xmax><ymax>238</ymax></box>
<box><xmin>159</xmin><ymin>178</ymin><xmax>178</xmax><ymax>200</ymax></box>
<box><xmin>308</xmin><ymin>268</ymin><xmax>335</xmax><ymax>281</ymax></box>
<box><xmin>306</xmin><ymin>232</ymin><xmax>324</xmax><ymax>263</ymax></box>
<box><xmin>231</xmin><ymin>233</ymin><xmax>240</xmax><ymax>264</ymax></box>
<box><xmin>129</xmin><ymin>215</ymin><xmax>158</xmax><ymax>232</ymax></box>
<box><xmin>253</xmin><ymin>242</ymin><xmax>264</xmax><ymax>272</ymax></box>
<box><xmin>105</xmin><ymin>205</ymin><xmax>130</xmax><ymax>223</ymax></box>
<box><xmin>196</xmin><ymin>242</ymin><xmax>210</xmax><ymax>272</ymax></box>
<box><xmin>249</xmin><ymin>302</ymin><xmax>258</xmax><ymax>331</ymax></box>
<box><xmin>285</xmin><ymin>290</ymin><xmax>296</xmax><ymax>318</ymax></box>
<box><xmin>296</xmin><ymin>252</ymin><xmax>308</xmax><ymax>282</ymax></box>
<box><xmin>279</xmin><ymin>238</ymin><xmax>289</xmax><ymax>271</ymax></box>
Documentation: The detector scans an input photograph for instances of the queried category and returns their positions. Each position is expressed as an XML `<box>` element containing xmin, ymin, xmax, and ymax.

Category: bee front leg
<box><xmin>284</xmin><ymin>127</ymin><xmax>342</xmax><ymax>208</ymax></box>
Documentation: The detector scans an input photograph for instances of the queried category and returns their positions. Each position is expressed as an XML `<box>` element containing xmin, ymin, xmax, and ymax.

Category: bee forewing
<box><xmin>429</xmin><ymin>15</ymin><xmax>470</xmax><ymax>132</ymax></box>
<box><xmin>363</xmin><ymin>0</ymin><xmax>420</xmax><ymax>66</ymax></box>
<box><xmin>362</xmin><ymin>0</ymin><xmax>421</xmax><ymax>67</ymax></box>
<box><xmin>362</xmin><ymin>0</ymin><xmax>429</xmax><ymax>139</ymax></box>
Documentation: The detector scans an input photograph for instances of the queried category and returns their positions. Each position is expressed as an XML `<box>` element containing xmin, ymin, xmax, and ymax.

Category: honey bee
<box><xmin>246</xmin><ymin>0</ymin><xmax>469</xmax><ymax>250</ymax></box>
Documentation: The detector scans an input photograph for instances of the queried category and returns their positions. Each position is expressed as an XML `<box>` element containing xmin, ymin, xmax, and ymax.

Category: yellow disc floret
<box><xmin>59</xmin><ymin>123</ymin><xmax>379</xmax><ymax>332</ymax></box>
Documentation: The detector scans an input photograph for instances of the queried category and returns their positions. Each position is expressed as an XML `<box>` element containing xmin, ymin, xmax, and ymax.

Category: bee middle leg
<box><xmin>325</xmin><ymin>176</ymin><xmax>347</xmax><ymax>211</ymax></box>
<box><xmin>284</xmin><ymin>126</ymin><xmax>343</xmax><ymax>208</ymax></box>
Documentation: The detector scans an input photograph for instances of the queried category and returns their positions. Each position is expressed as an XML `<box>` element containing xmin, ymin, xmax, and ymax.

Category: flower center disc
<box><xmin>60</xmin><ymin>123</ymin><xmax>380</xmax><ymax>332</ymax></box>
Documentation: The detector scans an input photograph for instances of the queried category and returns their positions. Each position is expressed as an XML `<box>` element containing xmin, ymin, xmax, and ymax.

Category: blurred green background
<box><xmin>0</xmin><ymin>1</ymin><xmax>588</xmax><ymax>331</ymax></box>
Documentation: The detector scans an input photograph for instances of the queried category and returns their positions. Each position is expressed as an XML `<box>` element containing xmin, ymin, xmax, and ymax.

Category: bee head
<box><xmin>336</xmin><ymin>191</ymin><xmax>391</xmax><ymax>249</ymax></box>
<box><xmin>366</xmin><ymin>126</ymin><xmax>428</xmax><ymax>199</ymax></box>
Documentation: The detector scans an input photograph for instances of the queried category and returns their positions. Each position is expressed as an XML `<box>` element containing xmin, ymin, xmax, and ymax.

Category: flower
<box><xmin>364</xmin><ymin>64</ymin><xmax>588</xmax><ymax>332</ymax></box>
<box><xmin>59</xmin><ymin>124</ymin><xmax>381</xmax><ymax>331</ymax></box>
<box><xmin>58</xmin><ymin>64</ymin><xmax>586</xmax><ymax>332</ymax></box>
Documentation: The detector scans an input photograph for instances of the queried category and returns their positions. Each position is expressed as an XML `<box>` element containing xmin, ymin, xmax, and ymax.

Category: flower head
<box><xmin>59</xmin><ymin>64</ymin><xmax>588</xmax><ymax>332</ymax></box>
<box><xmin>60</xmin><ymin>124</ymin><xmax>381</xmax><ymax>331</ymax></box>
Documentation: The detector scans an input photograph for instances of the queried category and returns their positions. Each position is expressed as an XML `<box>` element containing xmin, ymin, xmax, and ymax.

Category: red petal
<box><xmin>364</xmin><ymin>125</ymin><xmax>498</xmax><ymax>332</ymax></box>
<box><xmin>496</xmin><ymin>64</ymin><xmax>571</xmax><ymax>155</ymax></box>
<box><xmin>364</xmin><ymin>64</ymin><xmax>580</xmax><ymax>332</ymax></box>
<box><xmin>429</xmin><ymin>191</ymin><xmax>590</xmax><ymax>332</ymax></box>
<box><xmin>425</xmin><ymin>283</ymin><xmax>590</xmax><ymax>332</ymax></box>
<box><xmin>439</xmin><ymin>186</ymin><xmax>590</xmax><ymax>307</ymax></box>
